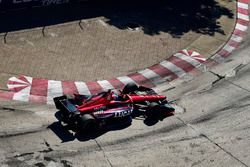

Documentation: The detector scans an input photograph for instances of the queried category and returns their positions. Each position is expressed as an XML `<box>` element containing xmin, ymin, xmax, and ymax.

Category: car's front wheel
<box><xmin>122</xmin><ymin>83</ymin><xmax>139</xmax><ymax>94</ymax></box>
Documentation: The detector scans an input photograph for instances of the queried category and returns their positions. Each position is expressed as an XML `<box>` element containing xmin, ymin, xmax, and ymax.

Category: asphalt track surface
<box><xmin>0</xmin><ymin>0</ymin><xmax>250</xmax><ymax>167</ymax></box>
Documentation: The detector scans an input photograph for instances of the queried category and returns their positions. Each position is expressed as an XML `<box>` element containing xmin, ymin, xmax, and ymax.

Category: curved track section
<box><xmin>0</xmin><ymin>0</ymin><xmax>249</xmax><ymax>105</ymax></box>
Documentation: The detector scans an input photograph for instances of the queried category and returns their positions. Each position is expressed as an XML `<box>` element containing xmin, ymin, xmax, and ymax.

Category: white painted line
<box><xmin>47</xmin><ymin>80</ymin><xmax>63</xmax><ymax>105</ymax></box>
<box><xmin>238</xmin><ymin>2</ymin><xmax>249</xmax><ymax>10</ymax></box>
<box><xmin>117</xmin><ymin>76</ymin><xmax>136</xmax><ymax>85</ymax></box>
<box><xmin>160</xmin><ymin>60</ymin><xmax>186</xmax><ymax>78</ymax></box>
<box><xmin>235</xmin><ymin>23</ymin><xmax>248</xmax><ymax>31</ymax></box>
<box><xmin>173</xmin><ymin>53</ymin><xmax>205</xmax><ymax>71</ymax></box>
<box><xmin>223</xmin><ymin>44</ymin><xmax>236</xmax><ymax>53</ymax></box>
<box><xmin>230</xmin><ymin>34</ymin><xmax>243</xmax><ymax>43</ymax></box>
<box><xmin>97</xmin><ymin>80</ymin><xmax>115</xmax><ymax>91</ymax></box>
<box><xmin>74</xmin><ymin>81</ymin><xmax>91</xmax><ymax>95</ymax></box>
<box><xmin>238</xmin><ymin>13</ymin><xmax>250</xmax><ymax>21</ymax></box>
<box><xmin>138</xmin><ymin>68</ymin><xmax>162</xmax><ymax>84</ymax></box>
<box><xmin>13</xmin><ymin>86</ymin><xmax>32</xmax><ymax>102</ymax></box>
<box><xmin>12</xmin><ymin>76</ymin><xmax>33</xmax><ymax>102</ymax></box>
<box><xmin>8</xmin><ymin>76</ymin><xmax>29</xmax><ymax>85</ymax></box>
<box><xmin>7</xmin><ymin>84</ymin><xmax>29</xmax><ymax>89</ymax></box>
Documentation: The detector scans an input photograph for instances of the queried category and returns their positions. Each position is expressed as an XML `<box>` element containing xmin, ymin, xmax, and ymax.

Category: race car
<box><xmin>54</xmin><ymin>83</ymin><xmax>175</xmax><ymax>132</ymax></box>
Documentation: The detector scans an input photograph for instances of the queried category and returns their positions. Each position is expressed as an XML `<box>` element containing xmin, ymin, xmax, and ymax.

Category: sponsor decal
<box><xmin>114</xmin><ymin>109</ymin><xmax>132</xmax><ymax>118</ymax></box>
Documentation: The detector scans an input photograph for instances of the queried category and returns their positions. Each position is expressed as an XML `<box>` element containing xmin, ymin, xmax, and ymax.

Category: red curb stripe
<box><xmin>30</xmin><ymin>78</ymin><xmax>48</xmax><ymax>97</ymax></box>
<box><xmin>7</xmin><ymin>81</ymin><xmax>29</xmax><ymax>86</ymax></box>
<box><xmin>227</xmin><ymin>39</ymin><xmax>240</xmax><ymax>48</ymax></box>
<box><xmin>18</xmin><ymin>75</ymin><xmax>30</xmax><ymax>84</ymax></box>
<box><xmin>148</xmin><ymin>64</ymin><xmax>178</xmax><ymax>80</ymax></box>
<box><xmin>62</xmin><ymin>81</ymin><xmax>79</xmax><ymax>95</ymax></box>
<box><xmin>168</xmin><ymin>56</ymin><xmax>196</xmax><ymax>73</ymax></box>
<box><xmin>9</xmin><ymin>85</ymin><xmax>29</xmax><ymax>93</ymax></box>
<box><xmin>86</xmin><ymin>81</ymin><xmax>103</xmax><ymax>95</ymax></box>
<box><xmin>238</xmin><ymin>7</ymin><xmax>249</xmax><ymax>15</ymax></box>
<box><xmin>29</xmin><ymin>95</ymin><xmax>47</xmax><ymax>104</ymax></box>
<box><xmin>108</xmin><ymin>78</ymin><xmax>125</xmax><ymax>90</ymax></box>
<box><xmin>238</xmin><ymin>0</ymin><xmax>248</xmax><ymax>4</ymax></box>
<box><xmin>217</xmin><ymin>49</ymin><xmax>231</xmax><ymax>58</ymax></box>
<box><xmin>0</xmin><ymin>90</ymin><xmax>14</xmax><ymax>100</ymax></box>
<box><xmin>127</xmin><ymin>73</ymin><xmax>155</xmax><ymax>88</ymax></box>
<box><xmin>233</xmin><ymin>29</ymin><xmax>247</xmax><ymax>37</ymax></box>
<box><xmin>237</xmin><ymin>18</ymin><xmax>249</xmax><ymax>26</ymax></box>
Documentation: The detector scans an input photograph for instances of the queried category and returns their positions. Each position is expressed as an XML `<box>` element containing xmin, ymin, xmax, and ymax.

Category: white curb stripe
<box><xmin>7</xmin><ymin>84</ymin><xmax>28</xmax><ymax>89</ymax></box>
<box><xmin>97</xmin><ymin>80</ymin><xmax>115</xmax><ymax>91</ymax></box>
<box><xmin>230</xmin><ymin>34</ymin><xmax>243</xmax><ymax>43</ymax></box>
<box><xmin>223</xmin><ymin>44</ymin><xmax>236</xmax><ymax>53</ymax></box>
<box><xmin>238</xmin><ymin>2</ymin><xmax>248</xmax><ymax>9</ymax></box>
<box><xmin>8</xmin><ymin>77</ymin><xmax>29</xmax><ymax>85</ymax></box>
<box><xmin>13</xmin><ymin>86</ymin><xmax>32</xmax><ymax>102</ymax></box>
<box><xmin>236</xmin><ymin>23</ymin><xmax>248</xmax><ymax>31</ymax></box>
<box><xmin>173</xmin><ymin>53</ymin><xmax>205</xmax><ymax>71</ymax></box>
<box><xmin>12</xmin><ymin>76</ymin><xmax>33</xmax><ymax>102</ymax></box>
<box><xmin>75</xmin><ymin>81</ymin><xmax>91</xmax><ymax>95</ymax></box>
<box><xmin>138</xmin><ymin>68</ymin><xmax>162</xmax><ymax>84</ymax></box>
<box><xmin>160</xmin><ymin>60</ymin><xmax>186</xmax><ymax>78</ymax></box>
<box><xmin>47</xmin><ymin>80</ymin><xmax>63</xmax><ymax>104</ymax></box>
<box><xmin>117</xmin><ymin>76</ymin><xmax>136</xmax><ymax>85</ymax></box>
<box><xmin>238</xmin><ymin>13</ymin><xmax>250</xmax><ymax>21</ymax></box>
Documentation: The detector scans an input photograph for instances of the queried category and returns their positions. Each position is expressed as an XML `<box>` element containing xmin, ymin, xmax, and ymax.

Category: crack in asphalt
<box><xmin>225</xmin><ymin>80</ymin><xmax>250</xmax><ymax>93</ymax></box>
<box><xmin>175</xmin><ymin>116</ymin><xmax>249</xmax><ymax>167</ymax></box>
<box><xmin>0</xmin><ymin>125</ymin><xmax>49</xmax><ymax>138</ymax></box>
<box><xmin>94</xmin><ymin>139</ymin><xmax>114</xmax><ymax>167</ymax></box>
<box><xmin>209</xmin><ymin>71</ymin><xmax>225</xmax><ymax>85</ymax></box>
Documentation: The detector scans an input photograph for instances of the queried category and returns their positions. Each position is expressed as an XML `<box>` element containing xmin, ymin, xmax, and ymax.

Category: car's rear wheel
<box><xmin>122</xmin><ymin>83</ymin><xmax>139</xmax><ymax>94</ymax></box>
<box><xmin>77</xmin><ymin>114</ymin><xmax>97</xmax><ymax>132</ymax></box>
<box><xmin>146</xmin><ymin>102</ymin><xmax>161</xmax><ymax>118</ymax></box>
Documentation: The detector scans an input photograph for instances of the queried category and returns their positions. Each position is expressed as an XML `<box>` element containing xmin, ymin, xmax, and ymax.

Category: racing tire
<box><xmin>122</xmin><ymin>83</ymin><xmax>139</xmax><ymax>94</ymax></box>
<box><xmin>146</xmin><ymin>102</ymin><xmax>161</xmax><ymax>118</ymax></box>
<box><xmin>55</xmin><ymin>111</ymin><xmax>68</xmax><ymax>123</ymax></box>
<box><xmin>77</xmin><ymin>114</ymin><xmax>97</xmax><ymax>132</ymax></box>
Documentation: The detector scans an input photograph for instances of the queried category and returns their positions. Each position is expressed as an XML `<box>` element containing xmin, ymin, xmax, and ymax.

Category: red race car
<box><xmin>54</xmin><ymin>83</ymin><xmax>175</xmax><ymax>132</ymax></box>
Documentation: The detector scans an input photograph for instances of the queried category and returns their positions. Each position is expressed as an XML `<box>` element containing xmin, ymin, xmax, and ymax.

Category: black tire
<box><xmin>146</xmin><ymin>102</ymin><xmax>161</xmax><ymax>118</ymax></box>
<box><xmin>55</xmin><ymin>111</ymin><xmax>68</xmax><ymax>122</ymax></box>
<box><xmin>77</xmin><ymin>114</ymin><xmax>97</xmax><ymax>132</ymax></box>
<box><xmin>122</xmin><ymin>83</ymin><xmax>139</xmax><ymax>94</ymax></box>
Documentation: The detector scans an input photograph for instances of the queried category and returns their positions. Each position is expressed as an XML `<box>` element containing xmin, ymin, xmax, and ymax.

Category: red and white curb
<box><xmin>3</xmin><ymin>49</ymin><xmax>205</xmax><ymax>104</ymax></box>
<box><xmin>0</xmin><ymin>0</ymin><xmax>248</xmax><ymax>105</ymax></box>
<box><xmin>211</xmin><ymin>0</ymin><xmax>249</xmax><ymax>63</ymax></box>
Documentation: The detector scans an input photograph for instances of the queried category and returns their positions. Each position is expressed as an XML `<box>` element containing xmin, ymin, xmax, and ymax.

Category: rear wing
<box><xmin>53</xmin><ymin>96</ymin><xmax>77</xmax><ymax>112</ymax></box>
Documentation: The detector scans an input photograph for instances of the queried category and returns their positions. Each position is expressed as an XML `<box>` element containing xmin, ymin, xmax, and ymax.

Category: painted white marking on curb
<box><xmin>12</xmin><ymin>76</ymin><xmax>33</xmax><ymax>102</ymax></box>
<box><xmin>97</xmin><ymin>80</ymin><xmax>115</xmax><ymax>90</ymax></box>
<box><xmin>238</xmin><ymin>2</ymin><xmax>248</xmax><ymax>9</ymax></box>
<box><xmin>8</xmin><ymin>77</ymin><xmax>28</xmax><ymax>85</ymax></box>
<box><xmin>230</xmin><ymin>34</ymin><xmax>243</xmax><ymax>43</ymax></box>
<box><xmin>13</xmin><ymin>86</ymin><xmax>32</xmax><ymax>102</ymax></box>
<box><xmin>75</xmin><ymin>82</ymin><xmax>91</xmax><ymax>95</ymax></box>
<box><xmin>238</xmin><ymin>13</ymin><xmax>250</xmax><ymax>21</ymax></box>
<box><xmin>138</xmin><ymin>68</ymin><xmax>162</xmax><ymax>84</ymax></box>
<box><xmin>117</xmin><ymin>76</ymin><xmax>136</xmax><ymax>85</ymax></box>
<box><xmin>7</xmin><ymin>84</ymin><xmax>27</xmax><ymax>89</ymax></box>
<box><xmin>236</xmin><ymin>23</ymin><xmax>248</xmax><ymax>31</ymax></box>
<box><xmin>173</xmin><ymin>53</ymin><xmax>206</xmax><ymax>72</ymax></box>
<box><xmin>160</xmin><ymin>60</ymin><xmax>186</xmax><ymax>78</ymax></box>
<box><xmin>223</xmin><ymin>44</ymin><xmax>236</xmax><ymax>53</ymax></box>
<box><xmin>47</xmin><ymin>80</ymin><xmax>63</xmax><ymax>104</ymax></box>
